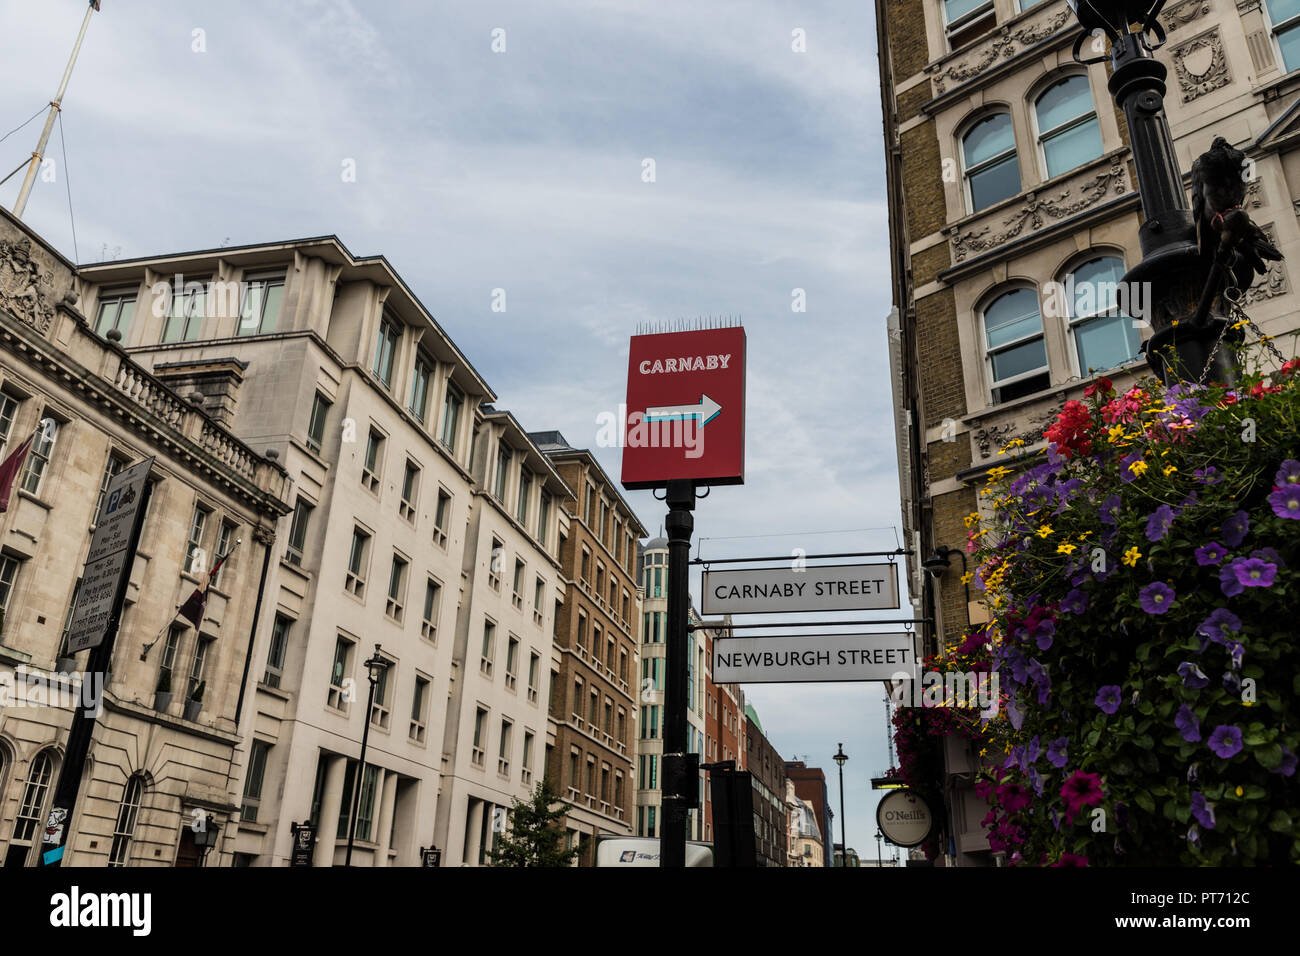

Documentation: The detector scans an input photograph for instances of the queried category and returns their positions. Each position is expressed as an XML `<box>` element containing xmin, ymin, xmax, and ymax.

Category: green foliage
<box><xmin>486</xmin><ymin>780</ymin><xmax>581</xmax><ymax>867</ymax></box>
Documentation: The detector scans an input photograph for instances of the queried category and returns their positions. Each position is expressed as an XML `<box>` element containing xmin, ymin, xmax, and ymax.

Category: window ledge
<box><xmin>16</xmin><ymin>489</ymin><xmax>52</xmax><ymax>512</ymax></box>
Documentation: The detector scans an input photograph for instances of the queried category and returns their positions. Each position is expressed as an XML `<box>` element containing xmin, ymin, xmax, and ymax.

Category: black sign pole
<box><xmin>660</xmin><ymin>478</ymin><xmax>695</xmax><ymax>868</ymax></box>
<box><xmin>42</xmin><ymin>479</ymin><xmax>153</xmax><ymax>867</ymax></box>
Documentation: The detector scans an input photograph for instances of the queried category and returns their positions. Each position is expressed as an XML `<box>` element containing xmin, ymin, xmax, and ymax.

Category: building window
<box><xmin>619</xmin><ymin>649</ymin><xmax>628</xmax><ymax>684</ymax></box>
<box><xmin>983</xmin><ymin>287</ymin><xmax>1050</xmax><ymax>403</ymax></box>
<box><xmin>306</xmin><ymin>391</ymin><xmax>330</xmax><ymax>453</ymax></box>
<box><xmin>516</xmin><ymin>470</ymin><xmax>531</xmax><ymax>526</ymax></box>
<box><xmin>409</xmin><ymin>351</ymin><xmax>433</xmax><ymax>424</ymax></box>
<box><xmin>577</xmin><ymin>611</ymin><xmax>588</xmax><ymax>652</ymax></box>
<box><xmin>1035</xmin><ymin>74</ymin><xmax>1102</xmax><ymax>179</ymax></box>
<box><xmin>372</xmin><ymin>314</ymin><xmax>400</xmax><ymax>388</ymax></box>
<box><xmin>537</xmin><ymin>491</ymin><xmax>551</xmax><ymax>548</ymax></box>
<box><xmin>162</xmin><ymin>281</ymin><xmax>205</xmax><ymax>342</ymax></box>
<box><xmin>370</xmin><ymin>656</ymin><xmax>391</xmax><ymax>728</ymax></box>
<box><xmin>962</xmin><ymin>112</ymin><xmax>1020</xmax><ymax>213</ymax></box>
<box><xmin>0</xmin><ymin>393</ymin><xmax>18</xmax><ymax>457</ymax></box>
<box><xmin>188</xmin><ymin>635</ymin><xmax>212</xmax><ymax>699</ymax></box>
<box><xmin>238</xmin><ymin>274</ymin><xmax>285</xmax><ymax>335</ymax></box>
<box><xmin>11</xmin><ymin>750</ymin><xmax>56</xmax><ymax>850</ymax></box>
<box><xmin>399</xmin><ymin>460</ymin><xmax>420</xmax><ymax>523</ymax></box>
<box><xmin>527</xmin><ymin>651</ymin><xmax>540</xmax><ymax>703</ymax></box>
<box><xmin>386</xmin><ymin>553</ymin><xmax>408</xmax><ymax>622</ymax></box>
<box><xmin>362</xmin><ymin>428</ymin><xmax>384</xmax><ymax>493</ymax></box>
<box><xmin>158</xmin><ymin>624</ymin><xmax>184</xmax><ymax>694</ymax></box>
<box><xmin>588</xmin><ymin>689</ymin><xmax>599</xmax><ymax>727</ymax></box>
<box><xmin>108</xmin><ymin>773</ymin><xmax>145</xmax><ymax>866</ymax></box>
<box><xmin>421</xmin><ymin>578</ymin><xmax>442</xmax><ymax>642</ymax></box>
<box><xmin>1063</xmin><ymin>256</ymin><xmax>1141</xmax><ymax>373</ymax></box>
<box><xmin>512</xmin><ymin>559</ymin><xmax>525</xmax><ymax>610</ymax></box>
<box><xmin>569</xmin><ymin>750</ymin><xmax>580</xmax><ymax>792</ymax></box>
<box><xmin>494</xmin><ymin>440</ymin><xmax>512</xmax><ymax>501</ymax></box>
<box><xmin>285</xmin><ymin>497</ymin><xmax>312</xmax><ymax>566</ymax></box>
<box><xmin>264</xmin><ymin>614</ymin><xmax>291</xmax><ymax>688</ymax></box>
<box><xmin>522</xmin><ymin>731</ymin><xmax>535</xmax><ymax>784</ymax></box>
<box><xmin>505</xmin><ymin>635</ymin><xmax>520</xmax><ymax>690</ymax></box>
<box><xmin>94</xmin><ymin>289</ymin><xmax>137</xmax><ymax>339</ymax></box>
<box><xmin>439</xmin><ymin>381</ymin><xmax>463</xmax><ymax>451</ymax></box>
<box><xmin>488</xmin><ymin>537</ymin><xmax>503</xmax><ymax>591</ymax></box>
<box><xmin>328</xmin><ymin>637</ymin><xmax>354</xmax><ymax>709</ymax></box>
<box><xmin>944</xmin><ymin>0</ymin><xmax>995</xmax><ymax>50</ymax></box>
<box><xmin>410</xmin><ymin>675</ymin><xmax>430</xmax><ymax>743</ymax></box>
<box><xmin>481</xmin><ymin>620</ymin><xmax>496</xmax><ymax>676</ymax></box>
<box><xmin>345</xmin><ymin>527</ymin><xmax>370</xmax><ymax>597</ymax></box>
<box><xmin>356</xmin><ymin>764</ymin><xmax>380</xmax><ymax>841</ymax></box>
<box><xmin>19</xmin><ymin>419</ymin><xmax>57</xmax><ymax>496</ymax></box>
<box><xmin>1267</xmin><ymin>0</ymin><xmax>1300</xmax><ymax>71</ymax></box>
<box><xmin>241</xmin><ymin>741</ymin><xmax>270</xmax><ymax>824</ymax></box>
<box><xmin>581</xmin><ymin>549</ymin><xmax>591</xmax><ymax>586</ymax></box>
<box><xmin>94</xmin><ymin>451</ymin><xmax>127</xmax><ymax>519</ymax></box>
<box><xmin>183</xmin><ymin>504</ymin><xmax>209</xmax><ymax>574</ymax></box>
<box><xmin>498</xmin><ymin>719</ymin><xmax>513</xmax><ymax>776</ymax></box>
<box><xmin>572</xmin><ymin>678</ymin><xmax>583</xmax><ymax>720</ymax></box>
<box><xmin>473</xmin><ymin>707</ymin><xmax>488</xmax><ymax>767</ymax></box>
<box><xmin>433</xmin><ymin>488</ymin><xmax>452</xmax><ymax>549</ymax></box>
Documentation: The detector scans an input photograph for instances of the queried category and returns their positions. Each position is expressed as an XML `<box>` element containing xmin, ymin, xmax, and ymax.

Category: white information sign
<box><xmin>876</xmin><ymin>789</ymin><xmax>934</xmax><ymax>848</ymax></box>
<box><xmin>65</xmin><ymin>458</ymin><xmax>153</xmax><ymax>653</ymax></box>
<box><xmin>712</xmin><ymin>632</ymin><xmax>918</xmax><ymax>684</ymax></box>
<box><xmin>701</xmin><ymin>563</ymin><xmax>900</xmax><ymax>615</ymax></box>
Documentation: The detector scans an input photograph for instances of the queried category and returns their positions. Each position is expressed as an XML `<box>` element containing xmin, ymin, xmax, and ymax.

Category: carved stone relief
<box><xmin>1240</xmin><ymin>223</ymin><xmax>1289</xmax><ymax>304</ymax></box>
<box><xmin>1160</xmin><ymin>0</ymin><xmax>1212</xmax><ymax>33</ymax></box>
<box><xmin>1171</xmin><ymin>29</ymin><xmax>1232</xmax><ymax>102</ymax></box>
<box><xmin>0</xmin><ymin>237</ymin><xmax>57</xmax><ymax>334</ymax></box>
<box><xmin>929</xmin><ymin>7</ymin><xmax>1073</xmax><ymax>95</ymax></box>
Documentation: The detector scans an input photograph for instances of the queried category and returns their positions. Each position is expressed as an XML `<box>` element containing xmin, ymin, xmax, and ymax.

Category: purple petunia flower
<box><xmin>1025</xmin><ymin>736</ymin><xmax>1041</xmax><ymax>767</ymax></box>
<box><xmin>1219</xmin><ymin>562</ymin><xmax>1245</xmax><ymax>598</ymax></box>
<box><xmin>1232</xmin><ymin>557</ymin><xmax>1277</xmax><ymax>588</ymax></box>
<box><xmin>1099</xmin><ymin>494</ymin><xmax>1122</xmax><ymax>525</ymax></box>
<box><xmin>1032</xmin><ymin>619</ymin><xmax>1055</xmax><ymax>652</ymax></box>
<box><xmin>1095</xmin><ymin>684</ymin><xmax>1122</xmax><ymax>714</ymax></box>
<box><xmin>1194</xmin><ymin>466</ymin><xmax>1221</xmax><ymax>485</ymax></box>
<box><xmin>1194</xmin><ymin>542</ymin><xmax>1226</xmax><ymax>566</ymax></box>
<box><xmin>1144</xmin><ymin>505</ymin><xmax>1175</xmax><ymax>543</ymax></box>
<box><xmin>1207</xmin><ymin>724</ymin><xmax>1244</xmax><ymax>759</ymax></box>
<box><xmin>1175</xmin><ymin>704</ymin><xmax>1201</xmax><ymax>742</ymax></box>
<box><xmin>1060</xmin><ymin>588</ymin><xmax>1088</xmax><ymax>615</ymax></box>
<box><xmin>1225</xmin><ymin>641</ymin><xmax>1245</xmax><ymax>671</ymax></box>
<box><xmin>1276</xmin><ymin>748</ymin><xmax>1298</xmax><ymax>777</ymax></box>
<box><xmin>1220</xmin><ymin>510</ymin><xmax>1250</xmax><ymax>547</ymax></box>
<box><xmin>1190</xmin><ymin>792</ymin><xmax>1216</xmax><ymax>830</ymax></box>
<box><xmin>1275</xmin><ymin>459</ymin><xmax>1300</xmax><ymax>486</ymax></box>
<box><xmin>1046</xmin><ymin>736</ymin><xmax>1068</xmax><ymax>768</ymax></box>
<box><xmin>1250</xmin><ymin>547</ymin><xmax>1285</xmax><ymax>567</ymax></box>
<box><xmin>1139</xmin><ymin>581</ymin><xmax>1176</xmax><ymax>614</ymax></box>
<box><xmin>1197</xmin><ymin>608</ymin><xmax>1241</xmax><ymax>646</ymax></box>
<box><xmin>1269</xmin><ymin>485</ymin><xmax>1300</xmax><ymax>519</ymax></box>
<box><xmin>1005</xmin><ymin>697</ymin><xmax>1024</xmax><ymax>731</ymax></box>
<box><xmin>1178</xmin><ymin>662</ymin><xmax>1209</xmax><ymax>689</ymax></box>
<box><xmin>1223</xmin><ymin>670</ymin><xmax>1242</xmax><ymax>694</ymax></box>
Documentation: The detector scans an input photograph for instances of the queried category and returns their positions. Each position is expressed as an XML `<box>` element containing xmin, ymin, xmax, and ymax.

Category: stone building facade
<box><xmin>0</xmin><ymin>210</ymin><xmax>289</xmax><ymax>867</ymax></box>
<box><xmin>878</xmin><ymin>0</ymin><xmax>1300</xmax><ymax>865</ymax></box>
<box><xmin>528</xmin><ymin>430</ymin><xmax>645</xmax><ymax>865</ymax></box>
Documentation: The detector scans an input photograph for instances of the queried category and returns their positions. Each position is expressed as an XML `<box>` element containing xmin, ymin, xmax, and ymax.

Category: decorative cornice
<box><xmin>947</xmin><ymin>158</ymin><xmax>1128</xmax><ymax>263</ymax></box>
<box><xmin>1171</xmin><ymin>28</ymin><xmax>1231</xmax><ymax>102</ymax></box>
<box><xmin>927</xmin><ymin>7</ymin><xmax>1073</xmax><ymax>97</ymax></box>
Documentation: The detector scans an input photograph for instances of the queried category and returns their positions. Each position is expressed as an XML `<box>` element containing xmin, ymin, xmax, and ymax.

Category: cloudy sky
<box><xmin>1</xmin><ymin>0</ymin><xmax>906</xmax><ymax>862</ymax></box>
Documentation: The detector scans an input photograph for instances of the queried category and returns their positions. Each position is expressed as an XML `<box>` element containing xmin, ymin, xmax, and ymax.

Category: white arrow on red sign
<box><xmin>645</xmin><ymin>394</ymin><xmax>722</xmax><ymax>427</ymax></box>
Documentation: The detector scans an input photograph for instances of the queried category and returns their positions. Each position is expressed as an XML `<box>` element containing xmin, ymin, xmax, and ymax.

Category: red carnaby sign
<box><xmin>620</xmin><ymin>327</ymin><xmax>745</xmax><ymax>489</ymax></box>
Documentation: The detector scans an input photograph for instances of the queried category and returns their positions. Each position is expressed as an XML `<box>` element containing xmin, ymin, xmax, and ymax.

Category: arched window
<box><xmin>108</xmin><ymin>773</ymin><xmax>146</xmax><ymax>867</ymax></box>
<box><xmin>1063</xmin><ymin>256</ymin><xmax>1142</xmax><ymax>373</ymax></box>
<box><xmin>983</xmin><ymin>287</ymin><xmax>1050</xmax><ymax>403</ymax></box>
<box><xmin>1265</xmin><ymin>0</ymin><xmax>1300</xmax><ymax>73</ymax></box>
<box><xmin>1035</xmin><ymin>75</ymin><xmax>1102</xmax><ymax>178</ymax></box>
<box><xmin>8</xmin><ymin>750</ymin><xmax>56</xmax><ymax>866</ymax></box>
<box><xmin>962</xmin><ymin>113</ymin><xmax>1020</xmax><ymax>212</ymax></box>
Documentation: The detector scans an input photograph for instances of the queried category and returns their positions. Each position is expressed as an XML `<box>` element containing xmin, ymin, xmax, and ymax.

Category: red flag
<box><xmin>90</xmin><ymin>2</ymin><xmax>101</xmax><ymax>11</ymax></box>
<box><xmin>177</xmin><ymin>550</ymin><xmax>228</xmax><ymax>630</ymax></box>
<box><xmin>0</xmin><ymin>434</ymin><xmax>34</xmax><ymax>513</ymax></box>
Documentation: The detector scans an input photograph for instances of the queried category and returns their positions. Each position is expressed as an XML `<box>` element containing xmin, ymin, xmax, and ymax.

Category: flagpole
<box><xmin>12</xmin><ymin>1</ymin><xmax>99</xmax><ymax>219</ymax></box>
<box><xmin>139</xmin><ymin>539</ymin><xmax>240</xmax><ymax>659</ymax></box>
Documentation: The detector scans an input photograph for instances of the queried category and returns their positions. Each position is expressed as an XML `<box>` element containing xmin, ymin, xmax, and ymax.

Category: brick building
<box><xmin>784</xmin><ymin>761</ymin><xmax>831</xmax><ymax>866</ymax></box>
<box><xmin>878</xmin><ymin>0</ymin><xmax>1300</xmax><ymax>864</ymax></box>
<box><xmin>529</xmin><ymin>431</ymin><xmax>645</xmax><ymax>864</ymax></box>
<box><xmin>744</xmin><ymin>705</ymin><xmax>787</xmax><ymax>867</ymax></box>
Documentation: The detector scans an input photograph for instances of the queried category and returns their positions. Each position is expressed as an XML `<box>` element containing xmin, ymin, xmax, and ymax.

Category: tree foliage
<box><xmin>487</xmin><ymin>781</ymin><xmax>580</xmax><ymax>867</ymax></box>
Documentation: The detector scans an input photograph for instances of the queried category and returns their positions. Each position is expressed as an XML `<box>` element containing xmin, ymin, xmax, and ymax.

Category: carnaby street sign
<box><xmin>712</xmin><ymin>632</ymin><xmax>918</xmax><ymax>684</ymax></box>
<box><xmin>621</xmin><ymin>326</ymin><xmax>745</xmax><ymax>489</ymax></box>
<box><xmin>701</xmin><ymin>563</ymin><xmax>900</xmax><ymax>615</ymax></box>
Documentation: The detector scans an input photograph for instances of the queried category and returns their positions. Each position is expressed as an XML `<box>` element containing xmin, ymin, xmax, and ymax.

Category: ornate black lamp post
<box><xmin>833</xmin><ymin>743</ymin><xmax>848</xmax><ymax>868</ymax></box>
<box><xmin>344</xmin><ymin>644</ymin><xmax>389</xmax><ymax>867</ymax></box>
<box><xmin>1069</xmin><ymin>0</ymin><xmax>1240</xmax><ymax>384</ymax></box>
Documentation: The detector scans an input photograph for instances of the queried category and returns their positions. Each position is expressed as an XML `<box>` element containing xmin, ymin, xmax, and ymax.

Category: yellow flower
<box><xmin>1056</xmin><ymin>542</ymin><xmax>1077</xmax><ymax>554</ymax></box>
<box><xmin>1036</xmin><ymin>525</ymin><xmax>1054</xmax><ymax>538</ymax></box>
<box><xmin>961</xmin><ymin>571</ymin><xmax>974</xmax><ymax>585</ymax></box>
<box><xmin>1235</xmin><ymin>786</ymin><xmax>1244</xmax><ymax>798</ymax></box>
<box><xmin>987</xmin><ymin>466</ymin><xmax>1012</xmax><ymax>482</ymax></box>
<box><xmin>1163</xmin><ymin>465</ymin><xmax>1177</xmax><ymax>476</ymax></box>
<box><xmin>1107</xmin><ymin>424</ymin><xmax>1125</xmax><ymax>442</ymax></box>
<box><xmin>1128</xmin><ymin>460</ymin><xmax>1149</xmax><ymax>478</ymax></box>
<box><xmin>1122</xmin><ymin>546</ymin><xmax>1141</xmax><ymax>567</ymax></box>
<box><xmin>1242</xmin><ymin>700</ymin><xmax>1254</xmax><ymax>707</ymax></box>
<box><xmin>964</xmin><ymin>511</ymin><xmax>980</xmax><ymax>528</ymax></box>
<box><xmin>979</xmin><ymin>748</ymin><xmax>988</xmax><ymax>757</ymax></box>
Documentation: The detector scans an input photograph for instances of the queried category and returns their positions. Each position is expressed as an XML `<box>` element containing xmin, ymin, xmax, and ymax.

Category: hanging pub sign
<box><xmin>876</xmin><ymin>789</ymin><xmax>934</xmax><ymax>848</ymax></box>
<box><xmin>621</xmin><ymin>326</ymin><xmax>746</xmax><ymax>489</ymax></box>
<box><xmin>701</xmin><ymin>562</ymin><xmax>900</xmax><ymax>615</ymax></box>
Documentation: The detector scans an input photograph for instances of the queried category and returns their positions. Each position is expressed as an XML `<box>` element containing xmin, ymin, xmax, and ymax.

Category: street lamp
<box><xmin>345</xmin><ymin>644</ymin><xmax>389</xmax><ymax>867</ymax></box>
<box><xmin>193</xmin><ymin>812</ymin><xmax>220</xmax><ymax>867</ymax></box>
<box><xmin>832</xmin><ymin>743</ymin><xmax>848</xmax><ymax>868</ymax></box>
<box><xmin>1067</xmin><ymin>0</ymin><xmax>1240</xmax><ymax>384</ymax></box>
<box><xmin>876</xmin><ymin>829</ymin><xmax>883</xmax><ymax>867</ymax></box>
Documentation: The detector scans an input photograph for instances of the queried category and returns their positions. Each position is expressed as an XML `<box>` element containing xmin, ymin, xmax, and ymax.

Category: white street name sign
<box><xmin>701</xmin><ymin>563</ymin><xmax>900</xmax><ymax>615</ymax></box>
<box><xmin>712</xmin><ymin>632</ymin><xmax>918</xmax><ymax>684</ymax></box>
